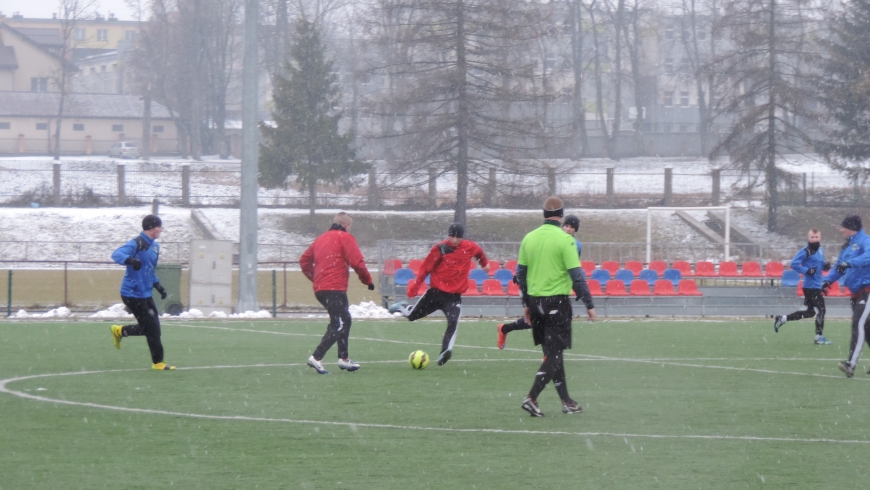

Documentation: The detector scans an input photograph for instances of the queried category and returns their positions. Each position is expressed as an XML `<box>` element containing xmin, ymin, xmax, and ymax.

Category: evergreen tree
<box><xmin>259</xmin><ymin>19</ymin><xmax>366</xmax><ymax>216</ymax></box>
<box><xmin>818</xmin><ymin>0</ymin><xmax>870</xmax><ymax>177</ymax></box>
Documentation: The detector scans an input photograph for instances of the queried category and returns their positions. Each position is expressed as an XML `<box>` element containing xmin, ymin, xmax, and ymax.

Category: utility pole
<box><xmin>237</xmin><ymin>0</ymin><xmax>259</xmax><ymax>312</ymax></box>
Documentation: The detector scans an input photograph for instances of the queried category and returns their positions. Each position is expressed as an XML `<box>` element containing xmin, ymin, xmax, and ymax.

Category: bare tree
<box><xmin>568</xmin><ymin>0</ymin><xmax>590</xmax><ymax>158</ymax></box>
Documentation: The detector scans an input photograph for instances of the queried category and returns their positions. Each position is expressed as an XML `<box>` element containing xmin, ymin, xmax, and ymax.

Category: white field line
<box><xmin>1</xmin><ymin>364</ymin><xmax>868</xmax><ymax>446</ymax></box>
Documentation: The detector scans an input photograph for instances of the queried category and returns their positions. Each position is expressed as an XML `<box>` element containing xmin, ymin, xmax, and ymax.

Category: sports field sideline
<box><xmin>1</xmin><ymin>317</ymin><xmax>868</xmax><ymax>489</ymax></box>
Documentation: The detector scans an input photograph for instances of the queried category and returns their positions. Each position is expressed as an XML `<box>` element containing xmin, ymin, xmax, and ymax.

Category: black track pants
<box><xmin>526</xmin><ymin>295</ymin><xmax>573</xmax><ymax>402</ymax></box>
<box><xmin>121</xmin><ymin>296</ymin><xmax>164</xmax><ymax>364</ymax></box>
<box><xmin>846</xmin><ymin>290</ymin><xmax>870</xmax><ymax>368</ymax></box>
<box><xmin>312</xmin><ymin>291</ymin><xmax>353</xmax><ymax>360</ymax></box>
<box><xmin>407</xmin><ymin>288</ymin><xmax>462</xmax><ymax>354</ymax></box>
<box><xmin>786</xmin><ymin>288</ymin><xmax>826</xmax><ymax>336</ymax></box>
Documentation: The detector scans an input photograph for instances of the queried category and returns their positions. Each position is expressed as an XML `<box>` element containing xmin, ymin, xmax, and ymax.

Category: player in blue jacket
<box><xmin>822</xmin><ymin>215</ymin><xmax>870</xmax><ymax>377</ymax></box>
<box><xmin>497</xmin><ymin>215</ymin><xmax>583</xmax><ymax>349</ymax></box>
<box><xmin>109</xmin><ymin>215</ymin><xmax>174</xmax><ymax>370</ymax></box>
<box><xmin>773</xmin><ymin>228</ymin><xmax>831</xmax><ymax>344</ymax></box>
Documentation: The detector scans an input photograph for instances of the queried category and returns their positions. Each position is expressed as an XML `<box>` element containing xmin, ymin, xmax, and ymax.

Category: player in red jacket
<box><xmin>390</xmin><ymin>223</ymin><xmax>489</xmax><ymax>365</ymax></box>
<box><xmin>300</xmin><ymin>212</ymin><xmax>374</xmax><ymax>374</ymax></box>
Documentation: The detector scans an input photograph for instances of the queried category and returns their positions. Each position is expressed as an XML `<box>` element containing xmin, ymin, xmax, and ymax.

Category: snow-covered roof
<box><xmin>0</xmin><ymin>92</ymin><xmax>174</xmax><ymax>120</ymax></box>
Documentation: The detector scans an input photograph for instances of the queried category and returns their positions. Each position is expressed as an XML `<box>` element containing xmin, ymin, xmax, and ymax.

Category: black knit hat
<box><xmin>841</xmin><ymin>214</ymin><xmax>862</xmax><ymax>232</ymax></box>
<box><xmin>563</xmin><ymin>215</ymin><xmax>580</xmax><ymax>231</ymax></box>
<box><xmin>142</xmin><ymin>214</ymin><xmax>162</xmax><ymax>231</ymax></box>
<box><xmin>448</xmin><ymin>223</ymin><xmax>465</xmax><ymax>238</ymax></box>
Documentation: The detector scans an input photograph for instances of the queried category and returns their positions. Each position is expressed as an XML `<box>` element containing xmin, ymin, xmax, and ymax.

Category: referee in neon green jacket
<box><xmin>516</xmin><ymin>196</ymin><xmax>596</xmax><ymax>417</ymax></box>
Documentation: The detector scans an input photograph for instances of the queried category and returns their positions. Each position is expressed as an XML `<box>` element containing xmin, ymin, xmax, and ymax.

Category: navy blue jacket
<box><xmin>825</xmin><ymin>230</ymin><xmax>870</xmax><ymax>294</ymax></box>
<box><xmin>111</xmin><ymin>232</ymin><xmax>161</xmax><ymax>299</ymax></box>
<box><xmin>790</xmin><ymin>245</ymin><xmax>825</xmax><ymax>289</ymax></box>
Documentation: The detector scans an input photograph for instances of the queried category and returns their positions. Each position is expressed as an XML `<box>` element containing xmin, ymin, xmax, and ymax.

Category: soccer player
<box><xmin>301</xmin><ymin>212</ymin><xmax>375</xmax><ymax>374</ymax></box>
<box><xmin>109</xmin><ymin>214</ymin><xmax>175</xmax><ymax>370</ymax></box>
<box><xmin>517</xmin><ymin>197</ymin><xmax>595</xmax><ymax>417</ymax></box>
<box><xmin>822</xmin><ymin>214</ymin><xmax>870</xmax><ymax>377</ymax></box>
<box><xmin>497</xmin><ymin>214</ymin><xmax>582</xmax><ymax>350</ymax></box>
<box><xmin>390</xmin><ymin>223</ymin><xmax>489</xmax><ymax>366</ymax></box>
<box><xmin>773</xmin><ymin>228</ymin><xmax>831</xmax><ymax>344</ymax></box>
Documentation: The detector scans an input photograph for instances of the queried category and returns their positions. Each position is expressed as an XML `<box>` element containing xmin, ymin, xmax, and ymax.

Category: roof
<box><xmin>0</xmin><ymin>92</ymin><xmax>174</xmax><ymax>120</ymax></box>
<box><xmin>14</xmin><ymin>27</ymin><xmax>63</xmax><ymax>48</ymax></box>
<box><xmin>0</xmin><ymin>23</ymin><xmax>78</xmax><ymax>73</ymax></box>
<box><xmin>0</xmin><ymin>46</ymin><xmax>17</xmax><ymax>69</ymax></box>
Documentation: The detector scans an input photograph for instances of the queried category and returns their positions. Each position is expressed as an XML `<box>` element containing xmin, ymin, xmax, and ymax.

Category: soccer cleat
<box><xmin>388</xmin><ymin>301</ymin><xmax>412</xmax><ymax>317</ymax></box>
<box><xmin>151</xmin><ymin>362</ymin><xmax>175</xmax><ymax>371</ymax></box>
<box><xmin>497</xmin><ymin>324</ymin><xmax>507</xmax><ymax>350</ymax></box>
<box><xmin>814</xmin><ymin>335</ymin><xmax>832</xmax><ymax>345</ymax></box>
<box><xmin>337</xmin><ymin>358</ymin><xmax>360</xmax><ymax>372</ymax></box>
<box><xmin>838</xmin><ymin>360</ymin><xmax>855</xmax><ymax>378</ymax></box>
<box><xmin>773</xmin><ymin>316</ymin><xmax>785</xmax><ymax>333</ymax></box>
<box><xmin>307</xmin><ymin>355</ymin><xmax>329</xmax><ymax>374</ymax></box>
<box><xmin>562</xmin><ymin>400</ymin><xmax>583</xmax><ymax>414</ymax></box>
<box><xmin>110</xmin><ymin>325</ymin><xmax>123</xmax><ymax>349</ymax></box>
<box><xmin>436</xmin><ymin>349</ymin><xmax>452</xmax><ymax>366</ymax></box>
<box><xmin>521</xmin><ymin>397</ymin><xmax>544</xmax><ymax>417</ymax></box>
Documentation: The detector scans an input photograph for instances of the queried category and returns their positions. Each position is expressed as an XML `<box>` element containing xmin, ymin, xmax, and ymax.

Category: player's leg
<box><xmin>309</xmin><ymin>291</ymin><xmax>345</xmax><ymax>374</ymax></box>
<box><xmin>120</xmin><ymin>296</ymin><xmax>171</xmax><ymax>369</ymax></box>
<box><xmin>840</xmin><ymin>291</ymin><xmax>870</xmax><ymax>377</ymax></box>
<box><xmin>809</xmin><ymin>291</ymin><xmax>830</xmax><ymax>344</ymax></box>
<box><xmin>497</xmin><ymin>317</ymin><xmax>531</xmax><ymax>349</ymax></box>
<box><xmin>331</xmin><ymin>293</ymin><xmax>360</xmax><ymax>371</ymax></box>
<box><xmin>776</xmin><ymin>291</ymin><xmax>814</xmax><ymax>332</ymax></box>
<box><xmin>437</xmin><ymin>295</ymin><xmax>462</xmax><ymax>365</ymax></box>
<box><xmin>405</xmin><ymin>288</ymin><xmax>443</xmax><ymax>322</ymax></box>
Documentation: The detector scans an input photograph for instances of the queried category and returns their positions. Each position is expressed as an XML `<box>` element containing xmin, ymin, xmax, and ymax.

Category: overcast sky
<box><xmin>4</xmin><ymin>0</ymin><xmax>139</xmax><ymax>21</ymax></box>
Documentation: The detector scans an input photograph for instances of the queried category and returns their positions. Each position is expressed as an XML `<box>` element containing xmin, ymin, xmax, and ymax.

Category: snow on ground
<box><xmin>349</xmin><ymin>301</ymin><xmax>394</xmax><ymax>319</ymax></box>
<box><xmin>14</xmin><ymin>307</ymin><xmax>73</xmax><ymax>318</ymax></box>
<box><xmin>89</xmin><ymin>303</ymin><xmax>134</xmax><ymax>318</ymax></box>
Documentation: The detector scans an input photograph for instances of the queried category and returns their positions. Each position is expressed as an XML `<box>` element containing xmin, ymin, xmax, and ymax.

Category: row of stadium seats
<box><xmin>796</xmin><ymin>281</ymin><xmax>852</xmax><ymax>297</ymax></box>
<box><xmin>410</xmin><ymin>278</ymin><xmax>704</xmax><ymax>297</ymax></box>
<box><xmin>384</xmin><ymin>258</ymin><xmax>791</xmax><ymax>279</ymax></box>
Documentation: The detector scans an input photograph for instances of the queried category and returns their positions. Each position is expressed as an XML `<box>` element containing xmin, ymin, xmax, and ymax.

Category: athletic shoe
<box><xmin>521</xmin><ymin>397</ymin><xmax>544</xmax><ymax>417</ymax></box>
<box><xmin>814</xmin><ymin>335</ymin><xmax>832</xmax><ymax>345</ymax></box>
<box><xmin>152</xmin><ymin>362</ymin><xmax>175</xmax><ymax>371</ymax></box>
<box><xmin>437</xmin><ymin>349</ymin><xmax>452</xmax><ymax>366</ymax></box>
<box><xmin>838</xmin><ymin>360</ymin><xmax>855</xmax><ymax>378</ymax></box>
<box><xmin>307</xmin><ymin>355</ymin><xmax>329</xmax><ymax>374</ymax></box>
<box><xmin>337</xmin><ymin>358</ymin><xmax>360</xmax><ymax>372</ymax></box>
<box><xmin>497</xmin><ymin>324</ymin><xmax>507</xmax><ymax>350</ymax></box>
<box><xmin>110</xmin><ymin>325</ymin><xmax>123</xmax><ymax>349</ymax></box>
<box><xmin>388</xmin><ymin>301</ymin><xmax>412</xmax><ymax>316</ymax></box>
<box><xmin>562</xmin><ymin>401</ymin><xmax>583</xmax><ymax>414</ymax></box>
<box><xmin>773</xmin><ymin>316</ymin><xmax>785</xmax><ymax>333</ymax></box>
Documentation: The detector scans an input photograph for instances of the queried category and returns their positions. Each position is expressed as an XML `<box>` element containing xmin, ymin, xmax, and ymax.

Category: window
<box><xmin>665</xmin><ymin>27</ymin><xmax>674</xmax><ymax>40</ymax></box>
<box><xmin>31</xmin><ymin>77</ymin><xmax>49</xmax><ymax>92</ymax></box>
<box><xmin>73</xmin><ymin>28</ymin><xmax>86</xmax><ymax>40</ymax></box>
<box><xmin>112</xmin><ymin>124</ymin><xmax>124</xmax><ymax>132</ymax></box>
<box><xmin>664</xmin><ymin>58</ymin><xmax>674</xmax><ymax>75</ymax></box>
<box><xmin>97</xmin><ymin>29</ymin><xmax>108</xmax><ymax>41</ymax></box>
<box><xmin>125</xmin><ymin>30</ymin><xmax>136</xmax><ymax>41</ymax></box>
<box><xmin>152</xmin><ymin>125</ymin><xmax>164</xmax><ymax>133</ymax></box>
<box><xmin>545</xmin><ymin>55</ymin><xmax>557</xmax><ymax>71</ymax></box>
<box><xmin>73</xmin><ymin>124</ymin><xmax>84</xmax><ymax>131</ymax></box>
<box><xmin>662</xmin><ymin>123</ymin><xmax>673</xmax><ymax>133</ymax></box>
<box><xmin>36</xmin><ymin>123</ymin><xmax>48</xmax><ymax>130</ymax></box>
<box><xmin>664</xmin><ymin>91</ymin><xmax>674</xmax><ymax>107</ymax></box>
<box><xmin>682</xmin><ymin>30</ymin><xmax>689</xmax><ymax>41</ymax></box>
<box><xmin>679</xmin><ymin>124</ymin><xmax>688</xmax><ymax>133</ymax></box>
<box><xmin>698</xmin><ymin>30</ymin><xmax>707</xmax><ymax>40</ymax></box>
<box><xmin>680</xmin><ymin>91</ymin><xmax>690</xmax><ymax>106</ymax></box>
<box><xmin>0</xmin><ymin>122</ymin><xmax>10</xmax><ymax>130</ymax></box>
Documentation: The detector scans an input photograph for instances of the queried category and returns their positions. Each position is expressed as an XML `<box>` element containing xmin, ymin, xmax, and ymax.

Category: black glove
<box><xmin>154</xmin><ymin>282</ymin><xmax>167</xmax><ymax>300</ymax></box>
<box><xmin>806</xmin><ymin>267</ymin><xmax>817</xmax><ymax>276</ymax></box>
<box><xmin>837</xmin><ymin>262</ymin><xmax>851</xmax><ymax>274</ymax></box>
<box><xmin>436</xmin><ymin>243</ymin><xmax>454</xmax><ymax>255</ymax></box>
<box><xmin>822</xmin><ymin>261</ymin><xmax>832</xmax><ymax>272</ymax></box>
<box><xmin>821</xmin><ymin>280</ymin><xmax>831</xmax><ymax>295</ymax></box>
<box><xmin>367</xmin><ymin>283</ymin><xmax>375</xmax><ymax>291</ymax></box>
<box><xmin>125</xmin><ymin>257</ymin><xmax>142</xmax><ymax>271</ymax></box>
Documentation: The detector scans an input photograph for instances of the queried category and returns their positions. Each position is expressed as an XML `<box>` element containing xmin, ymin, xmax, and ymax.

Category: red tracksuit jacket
<box><xmin>408</xmin><ymin>239</ymin><xmax>488</xmax><ymax>296</ymax></box>
<box><xmin>300</xmin><ymin>226</ymin><xmax>373</xmax><ymax>292</ymax></box>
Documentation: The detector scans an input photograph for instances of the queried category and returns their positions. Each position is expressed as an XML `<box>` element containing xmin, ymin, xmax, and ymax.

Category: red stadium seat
<box><xmin>764</xmin><ymin>261</ymin><xmax>785</xmax><ymax>277</ymax></box>
<box><xmin>601</xmin><ymin>261</ymin><xmax>620</xmax><ymax>275</ymax></box>
<box><xmin>629</xmin><ymin>279</ymin><xmax>652</xmax><ymax>295</ymax></box>
<box><xmin>587</xmin><ymin>279</ymin><xmax>603</xmax><ymax>296</ymax></box>
<box><xmin>464</xmin><ymin>279</ymin><xmax>481</xmax><ymax>296</ymax></box>
<box><xmin>504</xmin><ymin>260</ymin><xmax>518</xmax><ymax>273</ymax></box>
<box><xmin>482</xmin><ymin>279</ymin><xmax>505</xmax><ymax>296</ymax></box>
<box><xmin>677</xmin><ymin>279</ymin><xmax>703</xmax><ymax>296</ymax></box>
<box><xmin>653</xmin><ymin>279</ymin><xmax>677</xmax><ymax>295</ymax></box>
<box><xmin>648</xmin><ymin>261</ymin><xmax>668</xmax><ymax>275</ymax></box>
<box><xmin>718</xmin><ymin>262</ymin><xmax>739</xmax><ymax>276</ymax></box>
<box><xmin>796</xmin><ymin>280</ymin><xmax>804</xmax><ymax>296</ymax></box>
<box><xmin>673</xmin><ymin>260</ymin><xmax>695</xmax><ymax>276</ymax></box>
<box><xmin>741</xmin><ymin>261</ymin><xmax>763</xmax><ymax>277</ymax></box>
<box><xmin>828</xmin><ymin>282</ymin><xmax>843</xmax><ymax>297</ymax></box>
<box><xmin>581</xmin><ymin>261</ymin><xmax>596</xmax><ymax>276</ymax></box>
<box><xmin>408</xmin><ymin>259</ymin><xmax>424</xmax><ymax>275</ymax></box>
<box><xmin>625</xmin><ymin>261</ymin><xmax>644</xmax><ymax>275</ymax></box>
<box><xmin>605</xmin><ymin>279</ymin><xmax>628</xmax><ymax>296</ymax></box>
<box><xmin>842</xmin><ymin>285</ymin><xmax>851</xmax><ymax>296</ymax></box>
<box><xmin>507</xmin><ymin>281</ymin><xmax>521</xmax><ymax>296</ymax></box>
<box><xmin>694</xmin><ymin>261</ymin><xmax>715</xmax><ymax>277</ymax></box>
<box><xmin>487</xmin><ymin>260</ymin><xmax>501</xmax><ymax>276</ymax></box>
<box><xmin>382</xmin><ymin>258</ymin><xmax>401</xmax><ymax>276</ymax></box>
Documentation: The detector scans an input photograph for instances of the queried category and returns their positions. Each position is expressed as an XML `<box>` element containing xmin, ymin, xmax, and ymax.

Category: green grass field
<box><xmin>1</xmin><ymin>317</ymin><xmax>869</xmax><ymax>489</ymax></box>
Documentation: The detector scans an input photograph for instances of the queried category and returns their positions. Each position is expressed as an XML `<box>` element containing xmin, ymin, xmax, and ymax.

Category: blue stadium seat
<box><xmin>614</xmin><ymin>269</ymin><xmax>635</xmax><ymax>287</ymax></box>
<box><xmin>781</xmin><ymin>270</ymin><xmax>800</xmax><ymax>287</ymax></box>
<box><xmin>591</xmin><ymin>269</ymin><xmax>611</xmax><ymax>284</ymax></box>
<box><xmin>493</xmin><ymin>268</ymin><xmax>514</xmax><ymax>287</ymax></box>
<box><xmin>469</xmin><ymin>269</ymin><xmax>489</xmax><ymax>287</ymax></box>
<box><xmin>639</xmin><ymin>269</ymin><xmax>658</xmax><ymax>287</ymax></box>
<box><xmin>394</xmin><ymin>268</ymin><xmax>415</xmax><ymax>286</ymax></box>
<box><xmin>662</xmin><ymin>268</ymin><xmax>682</xmax><ymax>287</ymax></box>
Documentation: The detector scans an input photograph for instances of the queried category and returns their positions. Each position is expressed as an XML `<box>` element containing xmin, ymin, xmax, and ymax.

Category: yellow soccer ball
<box><xmin>409</xmin><ymin>350</ymin><xmax>429</xmax><ymax>370</ymax></box>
